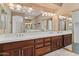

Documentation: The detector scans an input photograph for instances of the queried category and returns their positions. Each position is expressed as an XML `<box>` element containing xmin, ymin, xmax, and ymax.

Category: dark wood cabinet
<box><xmin>35</xmin><ymin>39</ymin><xmax>44</xmax><ymax>49</ymax></box>
<box><xmin>1</xmin><ymin>49</ymin><xmax>21</xmax><ymax>56</ymax></box>
<box><xmin>44</xmin><ymin>38</ymin><xmax>51</xmax><ymax>46</ymax></box>
<box><xmin>21</xmin><ymin>46</ymin><xmax>34</xmax><ymax>56</ymax></box>
<box><xmin>35</xmin><ymin>46</ymin><xmax>51</xmax><ymax>56</ymax></box>
<box><xmin>0</xmin><ymin>40</ymin><xmax>34</xmax><ymax>56</ymax></box>
<box><xmin>51</xmin><ymin>36</ymin><xmax>63</xmax><ymax>51</ymax></box>
<box><xmin>0</xmin><ymin>34</ymin><xmax>72</xmax><ymax>56</ymax></box>
<box><xmin>35</xmin><ymin>37</ymin><xmax>51</xmax><ymax>56</ymax></box>
<box><xmin>63</xmin><ymin>34</ymin><xmax>72</xmax><ymax>47</ymax></box>
<box><xmin>1</xmin><ymin>47</ymin><xmax>34</xmax><ymax>56</ymax></box>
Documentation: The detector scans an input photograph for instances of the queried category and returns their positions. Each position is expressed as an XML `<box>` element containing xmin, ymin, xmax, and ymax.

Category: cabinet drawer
<box><xmin>35</xmin><ymin>43</ymin><xmax>44</xmax><ymax>48</ymax></box>
<box><xmin>44</xmin><ymin>38</ymin><xmax>51</xmax><ymax>42</ymax></box>
<box><xmin>45</xmin><ymin>42</ymin><xmax>51</xmax><ymax>46</ymax></box>
<box><xmin>64</xmin><ymin>38</ymin><xmax>72</xmax><ymax>46</ymax></box>
<box><xmin>35</xmin><ymin>46</ymin><xmax>51</xmax><ymax>56</ymax></box>
<box><xmin>55</xmin><ymin>36</ymin><xmax>62</xmax><ymax>39</ymax></box>
<box><xmin>35</xmin><ymin>39</ymin><xmax>44</xmax><ymax>44</ymax></box>
<box><xmin>63</xmin><ymin>34</ymin><xmax>72</xmax><ymax>46</ymax></box>
<box><xmin>64</xmin><ymin>34</ymin><xmax>72</xmax><ymax>38</ymax></box>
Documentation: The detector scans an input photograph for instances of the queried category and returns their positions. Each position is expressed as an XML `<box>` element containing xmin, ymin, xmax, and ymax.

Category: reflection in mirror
<box><xmin>0</xmin><ymin>3</ymin><xmax>72</xmax><ymax>34</ymax></box>
<box><xmin>66</xmin><ymin>17</ymin><xmax>72</xmax><ymax>30</ymax></box>
<box><xmin>41</xmin><ymin>18</ymin><xmax>53</xmax><ymax>31</ymax></box>
<box><xmin>59</xmin><ymin>18</ymin><xmax>66</xmax><ymax>31</ymax></box>
<box><xmin>0</xmin><ymin>4</ymin><xmax>11</xmax><ymax>34</ymax></box>
<box><xmin>59</xmin><ymin>15</ymin><xmax>72</xmax><ymax>31</ymax></box>
<box><xmin>12</xmin><ymin>16</ymin><xmax>24</xmax><ymax>33</ymax></box>
<box><xmin>0</xmin><ymin>14</ymin><xmax>7</xmax><ymax>33</ymax></box>
<box><xmin>11</xmin><ymin>7</ymin><xmax>53</xmax><ymax>33</ymax></box>
<box><xmin>24</xmin><ymin>19</ymin><xmax>34</xmax><ymax>32</ymax></box>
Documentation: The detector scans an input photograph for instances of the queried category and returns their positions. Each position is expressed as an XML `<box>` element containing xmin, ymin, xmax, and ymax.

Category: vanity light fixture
<box><xmin>8</xmin><ymin>3</ymin><xmax>14</xmax><ymax>7</ymax></box>
<box><xmin>8</xmin><ymin>3</ymin><xmax>15</xmax><ymax>10</ymax></box>
<box><xmin>28</xmin><ymin>7</ymin><xmax>33</xmax><ymax>11</ymax></box>
<box><xmin>24</xmin><ymin>16</ymin><xmax>32</xmax><ymax>19</ymax></box>
<box><xmin>9</xmin><ymin>6</ymin><xmax>14</xmax><ymax>10</ymax></box>
<box><xmin>16</xmin><ymin>4</ymin><xmax>22</xmax><ymax>10</ymax></box>
<box><xmin>42</xmin><ymin>12</ymin><xmax>48</xmax><ymax>16</ymax></box>
<box><xmin>59</xmin><ymin>15</ymin><xmax>66</xmax><ymax>19</ymax></box>
<box><xmin>25</xmin><ymin>17</ymin><xmax>29</xmax><ymax>19</ymax></box>
<box><xmin>68</xmin><ymin>17</ymin><xmax>72</xmax><ymax>21</ymax></box>
<box><xmin>22</xmin><ymin>9</ymin><xmax>26</xmax><ymax>12</ymax></box>
<box><xmin>28</xmin><ymin>7</ymin><xmax>33</xmax><ymax>13</ymax></box>
<box><xmin>22</xmin><ymin>6</ymin><xmax>27</xmax><ymax>12</ymax></box>
<box><xmin>50</xmin><ymin>13</ymin><xmax>56</xmax><ymax>16</ymax></box>
<box><xmin>23</xmin><ymin>6</ymin><xmax>27</xmax><ymax>9</ymax></box>
<box><xmin>42</xmin><ymin>11</ymin><xmax>56</xmax><ymax>17</ymax></box>
<box><xmin>66</xmin><ymin>17</ymin><xmax>72</xmax><ymax>20</ymax></box>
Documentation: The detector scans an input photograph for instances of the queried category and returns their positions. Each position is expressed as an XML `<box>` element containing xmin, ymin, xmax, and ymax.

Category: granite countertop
<box><xmin>0</xmin><ymin>31</ymin><xmax>72</xmax><ymax>44</ymax></box>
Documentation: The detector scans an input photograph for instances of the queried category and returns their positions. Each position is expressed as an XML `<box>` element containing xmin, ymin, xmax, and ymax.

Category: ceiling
<box><xmin>2</xmin><ymin>3</ymin><xmax>79</xmax><ymax>19</ymax></box>
<box><xmin>19</xmin><ymin>3</ymin><xmax>79</xmax><ymax>17</ymax></box>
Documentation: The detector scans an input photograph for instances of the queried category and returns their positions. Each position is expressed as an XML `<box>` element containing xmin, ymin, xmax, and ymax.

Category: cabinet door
<box><xmin>35</xmin><ymin>46</ymin><xmax>51</xmax><ymax>56</ymax></box>
<box><xmin>35</xmin><ymin>39</ymin><xmax>44</xmax><ymax>44</ymax></box>
<box><xmin>64</xmin><ymin>34</ymin><xmax>72</xmax><ymax>46</ymax></box>
<box><xmin>56</xmin><ymin>36</ymin><xmax>63</xmax><ymax>49</ymax></box>
<box><xmin>22</xmin><ymin>46</ymin><xmax>34</xmax><ymax>56</ymax></box>
<box><xmin>1</xmin><ymin>49</ymin><xmax>21</xmax><ymax>56</ymax></box>
<box><xmin>51</xmin><ymin>37</ymin><xmax>57</xmax><ymax>51</ymax></box>
<box><xmin>52</xmin><ymin>36</ymin><xmax>63</xmax><ymax>51</ymax></box>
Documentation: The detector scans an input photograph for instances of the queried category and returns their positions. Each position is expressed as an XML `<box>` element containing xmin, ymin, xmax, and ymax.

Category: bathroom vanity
<box><xmin>0</xmin><ymin>4</ymin><xmax>73</xmax><ymax>56</ymax></box>
<box><xmin>0</xmin><ymin>31</ymin><xmax>72</xmax><ymax>56</ymax></box>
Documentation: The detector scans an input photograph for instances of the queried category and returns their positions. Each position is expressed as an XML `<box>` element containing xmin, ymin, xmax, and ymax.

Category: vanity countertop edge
<box><xmin>0</xmin><ymin>31</ymin><xmax>72</xmax><ymax>44</ymax></box>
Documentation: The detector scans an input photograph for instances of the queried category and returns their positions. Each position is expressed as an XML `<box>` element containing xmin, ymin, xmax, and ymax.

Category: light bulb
<box><xmin>16</xmin><ymin>4</ymin><xmax>22</xmax><ymax>10</ymax></box>
<box><xmin>28</xmin><ymin>7</ymin><xmax>33</xmax><ymax>13</ymax></box>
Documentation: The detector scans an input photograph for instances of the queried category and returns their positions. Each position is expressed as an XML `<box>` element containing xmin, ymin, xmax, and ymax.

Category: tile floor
<box><xmin>64</xmin><ymin>45</ymin><xmax>72</xmax><ymax>51</ymax></box>
<box><xmin>44</xmin><ymin>45</ymin><xmax>79</xmax><ymax>56</ymax></box>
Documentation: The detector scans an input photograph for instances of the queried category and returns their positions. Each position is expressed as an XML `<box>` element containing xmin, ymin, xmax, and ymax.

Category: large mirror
<box><xmin>11</xmin><ymin>10</ymin><xmax>53</xmax><ymax>33</ymax></box>
<box><xmin>0</xmin><ymin>3</ymin><xmax>72</xmax><ymax>34</ymax></box>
